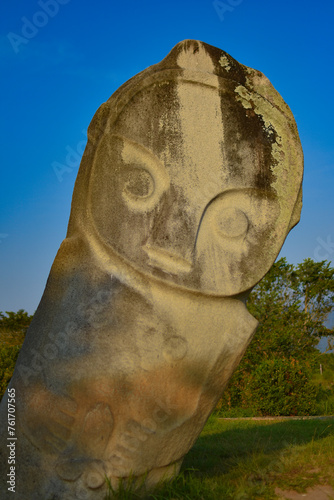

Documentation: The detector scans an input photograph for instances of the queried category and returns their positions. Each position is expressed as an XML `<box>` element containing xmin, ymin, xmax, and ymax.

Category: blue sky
<box><xmin>1</xmin><ymin>0</ymin><xmax>333</xmax><ymax>315</ymax></box>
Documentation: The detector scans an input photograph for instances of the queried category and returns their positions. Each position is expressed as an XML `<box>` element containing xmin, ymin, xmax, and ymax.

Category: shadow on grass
<box><xmin>106</xmin><ymin>418</ymin><xmax>334</xmax><ymax>499</ymax></box>
<box><xmin>181</xmin><ymin>417</ymin><xmax>334</xmax><ymax>478</ymax></box>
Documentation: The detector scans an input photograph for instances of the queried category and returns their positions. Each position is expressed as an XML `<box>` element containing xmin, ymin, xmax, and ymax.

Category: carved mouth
<box><xmin>143</xmin><ymin>244</ymin><xmax>193</xmax><ymax>275</ymax></box>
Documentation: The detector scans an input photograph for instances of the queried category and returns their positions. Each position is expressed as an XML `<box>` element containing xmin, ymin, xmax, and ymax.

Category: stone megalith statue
<box><xmin>0</xmin><ymin>40</ymin><xmax>303</xmax><ymax>499</ymax></box>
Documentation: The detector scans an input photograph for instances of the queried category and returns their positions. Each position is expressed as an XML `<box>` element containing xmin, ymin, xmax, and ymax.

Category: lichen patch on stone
<box><xmin>219</xmin><ymin>55</ymin><xmax>231</xmax><ymax>71</ymax></box>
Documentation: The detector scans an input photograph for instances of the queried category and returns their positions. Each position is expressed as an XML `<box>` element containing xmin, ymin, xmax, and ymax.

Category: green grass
<box><xmin>105</xmin><ymin>415</ymin><xmax>334</xmax><ymax>499</ymax></box>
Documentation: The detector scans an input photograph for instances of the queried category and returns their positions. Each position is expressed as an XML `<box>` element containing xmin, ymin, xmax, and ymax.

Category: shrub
<box><xmin>248</xmin><ymin>358</ymin><xmax>318</xmax><ymax>416</ymax></box>
<box><xmin>0</xmin><ymin>344</ymin><xmax>21</xmax><ymax>401</ymax></box>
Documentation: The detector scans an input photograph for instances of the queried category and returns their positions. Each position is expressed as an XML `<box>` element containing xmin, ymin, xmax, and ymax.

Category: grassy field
<box><xmin>106</xmin><ymin>415</ymin><xmax>334</xmax><ymax>499</ymax></box>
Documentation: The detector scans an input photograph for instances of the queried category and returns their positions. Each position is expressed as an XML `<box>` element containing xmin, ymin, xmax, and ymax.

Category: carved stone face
<box><xmin>82</xmin><ymin>41</ymin><xmax>303</xmax><ymax>296</ymax></box>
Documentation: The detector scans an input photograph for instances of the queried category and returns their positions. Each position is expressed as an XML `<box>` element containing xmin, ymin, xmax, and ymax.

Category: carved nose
<box><xmin>144</xmin><ymin>185</ymin><xmax>199</xmax><ymax>274</ymax></box>
<box><xmin>142</xmin><ymin>244</ymin><xmax>193</xmax><ymax>275</ymax></box>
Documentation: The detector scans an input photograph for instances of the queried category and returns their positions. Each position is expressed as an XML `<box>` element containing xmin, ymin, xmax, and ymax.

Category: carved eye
<box><xmin>123</xmin><ymin>167</ymin><xmax>154</xmax><ymax>199</ymax></box>
<box><xmin>215</xmin><ymin>207</ymin><xmax>249</xmax><ymax>238</ymax></box>
<box><xmin>116</xmin><ymin>134</ymin><xmax>170</xmax><ymax>212</ymax></box>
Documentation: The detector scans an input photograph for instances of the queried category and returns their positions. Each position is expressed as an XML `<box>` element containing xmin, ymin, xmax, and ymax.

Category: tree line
<box><xmin>217</xmin><ymin>258</ymin><xmax>334</xmax><ymax>416</ymax></box>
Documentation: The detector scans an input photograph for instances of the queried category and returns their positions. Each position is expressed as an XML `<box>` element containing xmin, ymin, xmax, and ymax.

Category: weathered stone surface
<box><xmin>0</xmin><ymin>40</ymin><xmax>303</xmax><ymax>499</ymax></box>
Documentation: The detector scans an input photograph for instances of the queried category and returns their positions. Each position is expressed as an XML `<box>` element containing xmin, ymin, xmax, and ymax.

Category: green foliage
<box><xmin>0</xmin><ymin>309</ymin><xmax>33</xmax><ymax>346</ymax></box>
<box><xmin>0</xmin><ymin>309</ymin><xmax>33</xmax><ymax>401</ymax></box>
<box><xmin>292</xmin><ymin>258</ymin><xmax>334</xmax><ymax>331</ymax></box>
<box><xmin>218</xmin><ymin>258</ymin><xmax>334</xmax><ymax>416</ymax></box>
<box><xmin>312</xmin><ymin>353</ymin><xmax>334</xmax><ymax>415</ymax></box>
<box><xmin>247</xmin><ymin>358</ymin><xmax>318</xmax><ymax>416</ymax></box>
<box><xmin>0</xmin><ymin>344</ymin><xmax>21</xmax><ymax>400</ymax></box>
